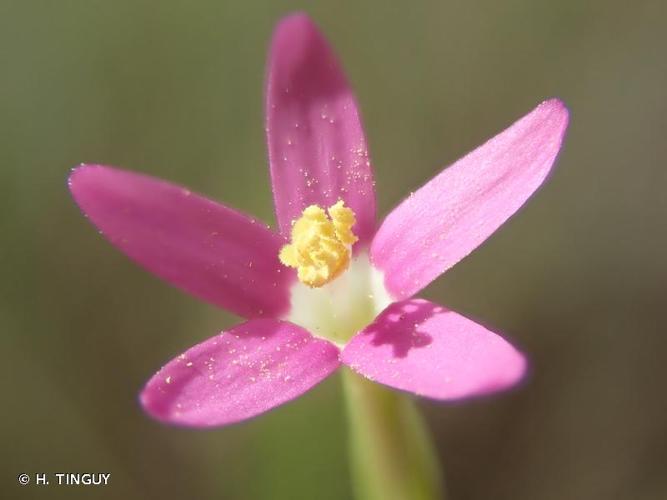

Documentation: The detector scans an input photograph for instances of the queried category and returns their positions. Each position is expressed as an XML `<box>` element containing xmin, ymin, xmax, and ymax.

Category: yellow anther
<box><xmin>328</xmin><ymin>200</ymin><xmax>358</xmax><ymax>245</ymax></box>
<box><xmin>279</xmin><ymin>201</ymin><xmax>358</xmax><ymax>288</ymax></box>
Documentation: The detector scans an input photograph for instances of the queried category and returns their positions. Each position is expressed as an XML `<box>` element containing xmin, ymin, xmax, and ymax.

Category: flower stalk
<box><xmin>342</xmin><ymin>369</ymin><xmax>444</xmax><ymax>500</ymax></box>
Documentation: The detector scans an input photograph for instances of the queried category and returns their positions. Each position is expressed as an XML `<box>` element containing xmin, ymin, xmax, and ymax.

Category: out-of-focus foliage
<box><xmin>2</xmin><ymin>1</ymin><xmax>665</xmax><ymax>499</ymax></box>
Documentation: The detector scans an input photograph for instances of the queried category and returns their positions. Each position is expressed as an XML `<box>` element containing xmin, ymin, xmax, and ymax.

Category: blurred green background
<box><xmin>2</xmin><ymin>1</ymin><xmax>666</xmax><ymax>499</ymax></box>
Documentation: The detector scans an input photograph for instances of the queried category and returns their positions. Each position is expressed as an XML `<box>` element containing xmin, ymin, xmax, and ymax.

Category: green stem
<box><xmin>341</xmin><ymin>368</ymin><xmax>445</xmax><ymax>500</ymax></box>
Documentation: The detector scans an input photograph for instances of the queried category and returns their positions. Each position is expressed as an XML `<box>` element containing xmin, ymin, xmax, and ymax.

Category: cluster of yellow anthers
<box><xmin>279</xmin><ymin>200</ymin><xmax>358</xmax><ymax>288</ymax></box>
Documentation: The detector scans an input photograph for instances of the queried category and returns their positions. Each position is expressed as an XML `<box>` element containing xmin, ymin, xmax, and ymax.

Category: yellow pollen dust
<box><xmin>279</xmin><ymin>200</ymin><xmax>358</xmax><ymax>288</ymax></box>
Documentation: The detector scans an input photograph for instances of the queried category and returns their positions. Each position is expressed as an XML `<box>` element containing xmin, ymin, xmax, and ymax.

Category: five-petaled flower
<box><xmin>69</xmin><ymin>13</ymin><xmax>568</xmax><ymax>427</ymax></box>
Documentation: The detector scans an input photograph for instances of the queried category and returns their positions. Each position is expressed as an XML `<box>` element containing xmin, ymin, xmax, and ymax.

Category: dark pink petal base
<box><xmin>141</xmin><ymin>319</ymin><xmax>340</xmax><ymax>427</ymax></box>
<box><xmin>341</xmin><ymin>299</ymin><xmax>526</xmax><ymax>400</ymax></box>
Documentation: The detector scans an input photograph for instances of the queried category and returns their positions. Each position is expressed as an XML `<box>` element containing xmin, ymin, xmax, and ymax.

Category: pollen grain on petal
<box><xmin>278</xmin><ymin>201</ymin><xmax>358</xmax><ymax>288</ymax></box>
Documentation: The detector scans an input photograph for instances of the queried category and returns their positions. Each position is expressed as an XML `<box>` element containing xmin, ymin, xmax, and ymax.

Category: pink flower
<box><xmin>69</xmin><ymin>13</ymin><xmax>568</xmax><ymax>428</ymax></box>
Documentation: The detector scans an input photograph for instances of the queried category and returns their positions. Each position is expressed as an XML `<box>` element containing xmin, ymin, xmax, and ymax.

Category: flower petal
<box><xmin>341</xmin><ymin>299</ymin><xmax>526</xmax><ymax>400</ymax></box>
<box><xmin>69</xmin><ymin>165</ymin><xmax>293</xmax><ymax>318</ymax></box>
<box><xmin>266</xmin><ymin>13</ymin><xmax>376</xmax><ymax>247</ymax></box>
<box><xmin>140</xmin><ymin>319</ymin><xmax>340</xmax><ymax>427</ymax></box>
<box><xmin>371</xmin><ymin>99</ymin><xmax>569</xmax><ymax>299</ymax></box>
